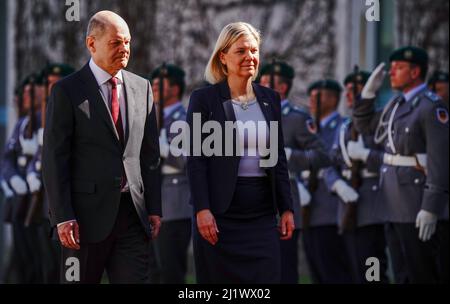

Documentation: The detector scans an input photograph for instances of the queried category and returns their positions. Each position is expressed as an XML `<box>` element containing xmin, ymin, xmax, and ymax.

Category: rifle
<box><xmin>269</xmin><ymin>58</ymin><xmax>276</xmax><ymax>90</ymax></box>
<box><xmin>158</xmin><ymin>62</ymin><xmax>167</xmax><ymax>134</ymax></box>
<box><xmin>339</xmin><ymin>66</ymin><xmax>362</xmax><ymax>234</ymax></box>
<box><xmin>301</xmin><ymin>81</ymin><xmax>323</xmax><ymax>231</ymax></box>
<box><xmin>25</xmin><ymin>76</ymin><xmax>48</xmax><ymax>227</ymax></box>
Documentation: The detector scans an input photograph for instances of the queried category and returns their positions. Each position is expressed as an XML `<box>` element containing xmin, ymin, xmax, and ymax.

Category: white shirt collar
<box><xmin>403</xmin><ymin>83</ymin><xmax>427</xmax><ymax>103</ymax></box>
<box><xmin>320</xmin><ymin>111</ymin><xmax>339</xmax><ymax>128</ymax></box>
<box><xmin>89</xmin><ymin>58</ymin><xmax>123</xmax><ymax>87</ymax></box>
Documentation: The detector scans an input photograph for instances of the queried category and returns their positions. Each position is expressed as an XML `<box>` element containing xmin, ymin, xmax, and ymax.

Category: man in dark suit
<box><xmin>42</xmin><ymin>10</ymin><xmax>161</xmax><ymax>284</ymax></box>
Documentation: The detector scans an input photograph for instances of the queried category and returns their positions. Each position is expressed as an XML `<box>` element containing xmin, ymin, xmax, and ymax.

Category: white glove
<box><xmin>297</xmin><ymin>182</ymin><xmax>311</xmax><ymax>207</ymax></box>
<box><xmin>20</xmin><ymin>134</ymin><xmax>38</xmax><ymax>156</ymax></box>
<box><xmin>347</xmin><ymin>135</ymin><xmax>370</xmax><ymax>162</ymax></box>
<box><xmin>38</xmin><ymin>128</ymin><xmax>44</xmax><ymax>146</ymax></box>
<box><xmin>1</xmin><ymin>180</ymin><xmax>14</xmax><ymax>198</ymax></box>
<box><xmin>285</xmin><ymin>147</ymin><xmax>292</xmax><ymax>161</ymax></box>
<box><xmin>9</xmin><ymin>175</ymin><xmax>28</xmax><ymax>195</ymax></box>
<box><xmin>159</xmin><ymin>128</ymin><xmax>170</xmax><ymax>158</ymax></box>
<box><xmin>415</xmin><ymin>209</ymin><xmax>437</xmax><ymax>242</ymax></box>
<box><xmin>26</xmin><ymin>172</ymin><xmax>41</xmax><ymax>193</ymax></box>
<box><xmin>361</xmin><ymin>63</ymin><xmax>387</xmax><ymax>99</ymax></box>
<box><xmin>332</xmin><ymin>179</ymin><xmax>359</xmax><ymax>203</ymax></box>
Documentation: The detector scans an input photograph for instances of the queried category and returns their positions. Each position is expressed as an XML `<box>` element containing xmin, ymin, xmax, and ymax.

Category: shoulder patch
<box><xmin>172</xmin><ymin>110</ymin><xmax>181</xmax><ymax>120</ymax></box>
<box><xmin>282</xmin><ymin>106</ymin><xmax>290</xmax><ymax>116</ymax></box>
<box><xmin>306</xmin><ymin>118</ymin><xmax>318</xmax><ymax>134</ymax></box>
<box><xmin>424</xmin><ymin>91</ymin><xmax>441</xmax><ymax>103</ymax></box>
<box><xmin>436</xmin><ymin>107</ymin><xmax>449</xmax><ymax>124</ymax></box>
<box><xmin>330</xmin><ymin>119</ymin><xmax>337</xmax><ymax>129</ymax></box>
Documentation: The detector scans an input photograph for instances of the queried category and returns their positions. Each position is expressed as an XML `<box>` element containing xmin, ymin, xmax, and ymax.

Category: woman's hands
<box><xmin>279</xmin><ymin>210</ymin><xmax>295</xmax><ymax>240</ymax></box>
<box><xmin>197</xmin><ymin>209</ymin><xmax>220</xmax><ymax>245</ymax></box>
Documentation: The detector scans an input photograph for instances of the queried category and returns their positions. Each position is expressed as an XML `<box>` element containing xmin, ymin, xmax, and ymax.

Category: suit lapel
<box><xmin>122</xmin><ymin>71</ymin><xmax>135</xmax><ymax>147</ymax></box>
<box><xmin>252</xmin><ymin>83</ymin><xmax>274</xmax><ymax>125</ymax></box>
<box><xmin>219</xmin><ymin>81</ymin><xmax>237</xmax><ymax>123</ymax></box>
<box><xmin>78</xmin><ymin>63</ymin><xmax>121</xmax><ymax>146</ymax></box>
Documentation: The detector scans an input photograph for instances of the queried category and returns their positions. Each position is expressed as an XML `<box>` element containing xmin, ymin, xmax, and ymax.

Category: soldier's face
<box><xmin>345</xmin><ymin>83</ymin><xmax>363</xmax><ymax>108</ymax></box>
<box><xmin>259</xmin><ymin>75</ymin><xmax>288</xmax><ymax>97</ymax></box>
<box><xmin>87</xmin><ymin>23</ymin><xmax>131</xmax><ymax>75</ymax></box>
<box><xmin>152</xmin><ymin>78</ymin><xmax>179</xmax><ymax>105</ymax></box>
<box><xmin>389</xmin><ymin>61</ymin><xmax>421</xmax><ymax>90</ymax></box>
<box><xmin>22</xmin><ymin>85</ymin><xmax>32</xmax><ymax>112</ymax></box>
<box><xmin>220</xmin><ymin>35</ymin><xmax>259</xmax><ymax>80</ymax></box>
<box><xmin>432</xmin><ymin>82</ymin><xmax>449</xmax><ymax>104</ymax></box>
<box><xmin>47</xmin><ymin>75</ymin><xmax>61</xmax><ymax>94</ymax></box>
<box><xmin>309</xmin><ymin>89</ymin><xmax>338</xmax><ymax>116</ymax></box>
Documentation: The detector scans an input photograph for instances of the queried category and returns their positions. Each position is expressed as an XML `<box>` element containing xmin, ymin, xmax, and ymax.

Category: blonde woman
<box><xmin>186</xmin><ymin>22</ymin><xmax>294</xmax><ymax>283</ymax></box>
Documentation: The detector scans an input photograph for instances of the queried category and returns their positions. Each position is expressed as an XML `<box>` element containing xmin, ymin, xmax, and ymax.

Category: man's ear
<box><xmin>410</xmin><ymin>65</ymin><xmax>421</xmax><ymax>81</ymax></box>
<box><xmin>86</xmin><ymin>36</ymin><xmax>95</xmax><ymax>53</ymax></box>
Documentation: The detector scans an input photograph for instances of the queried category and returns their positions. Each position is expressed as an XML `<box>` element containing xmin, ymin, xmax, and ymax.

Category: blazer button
<box><xmin>172</xmin><ymin>178</ymin><xmax>178</xmax><ymax>185</ymax></box>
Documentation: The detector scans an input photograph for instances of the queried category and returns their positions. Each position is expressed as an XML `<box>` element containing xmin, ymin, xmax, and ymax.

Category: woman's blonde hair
<box><xmin>204</xmin><ymin>22</ymin><xmax>261</xmax><ymax>84</ymax></box>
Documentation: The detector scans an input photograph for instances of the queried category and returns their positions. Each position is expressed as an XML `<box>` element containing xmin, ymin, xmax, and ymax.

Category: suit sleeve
<box><xmin>141</xmin><ymin>80</ymin><xmax>162</xmax><ymax>216</ymax></box>
<box><xmin>186</xmin><ymin>90</ymin><xmax>211</xmax><ymax>213</ymax></box>
<box><xmin>288</xmin><ymin>113</ymin><xmax>330</xmax><ymax>172</ymax></box>
<box><xmin>42</xmin><ymin>84</ymin><xmax>75</xmax><ymax>226</ymax></box>
<box><xmin>272</xmin><ymin>93</ymin><xmax>293</xmax><ymax>214</ymax></box>
<box><xmin>420</xmin><ymin>103</ymin><xmax>449</xmax><ymax>215</ymax></box>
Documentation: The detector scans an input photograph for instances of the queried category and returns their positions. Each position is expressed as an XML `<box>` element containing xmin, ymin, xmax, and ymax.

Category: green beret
<box><xmin>42</xmin><ymin>63</ymin><xmax>75</xmax><ymax>78</ymax></box>
<box><xmin>259</xmin><ymin>61</ymin><xmax>295</xmax><ymax>79</ymax></box>
<box><xmin>21</xmin><ymin>73</ymin><xmax>44</xmax><ymax>87</ymax></box>
<box><xmin>150</xmin><ymin>64</ymin><xmax>185</xmax><ymax>81</ymax></box>
<box><xmin>428</xmin><ymin>70</ymin><xmax>449</xmax><ymax>85</ymax></box>
<box><xmin>343</xmin><ymin>71</ymin><xmax>371</xmax><ymax>86</ymax></box>
<box><xmin>389</xmin><ymin>46</ymin><xmax>429</xmax><ymax>68</ymax></box>
<box><xmin>307</xmin><ymin>79</ymin><xmax>342</xmax><ymax>95</ymax></box>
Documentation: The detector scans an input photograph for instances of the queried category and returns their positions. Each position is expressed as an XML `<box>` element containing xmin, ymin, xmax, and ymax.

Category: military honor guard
<box><xmin>353</xmin><ymin>46</ymin><xmax>448</xmax><ymax>283</ymax></box>
<box><xmin>150</xmin><ymin>64</ymin><xmax>192</xmax><ymax>284</ymax></box>
<box><xmin>302</xmin><ymin>79</ymin><xmax>353</xmax><ymax>283</ymax></box>
<box><xmin>259</xmin><ymin>61</ymin><xmax>330</xmax><ymax>283</ymax></box>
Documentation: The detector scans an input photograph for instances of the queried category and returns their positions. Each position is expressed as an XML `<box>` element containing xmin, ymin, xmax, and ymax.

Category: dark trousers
<box><xmin>154</xmin><ymin>218</ymin><xmax>191</xmax><ymax>284</ymax></box>
<box><xmin>280</xmin><ymin>229</ymin><xmax>300</xmax><ymax>284</ymax></box>
<box><xmin>385</xmin><ymin>222</ymin><xmax>439</xmax><ymax>284</ymax></box>
<box><xmin>342</xmin><ymin>224</ymin><xmax>388</xmax><ymax>284</ymax></box>
<box><xmin>60</xmin><ymin>193</ymin><xmax>150</xmax><ymax>284</ymax></box>
<box><xmin>302</xmin><ymin>225</ymin><xmax>352</xmax><ymax>284</ymax></box>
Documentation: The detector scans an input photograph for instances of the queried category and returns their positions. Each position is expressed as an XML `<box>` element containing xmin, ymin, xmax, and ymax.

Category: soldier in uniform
<box><xmin>150</xmin><ymin>64</ymin><xmax>192</xmax><ymax>284</ymax></box>
<box><xmin>427</xmin><ymin>70</ymin><xmax>449</xmax><ymax>283</ymax></box>
<box><xmin>428</xmin><ymin>71</ymin><xmax>449</xmax><ymax>108</ymax></box>
<box><xmin>330</xmin><ymin>70</ymin><xmax>388</xmax><ymax>283</ymax></box>
<box><xmin>0</xmin><ymin>73</ymin><xmax>43</xmax><ymax>283</ymax></box>
<box><xmin>302</xmin><ymin>79</ymin><xmax>354</xmax><ymax>283</ymax></box>
<box><xmin>259</xmin><ymin>61</ymin><xmax>329</xmax><ymax>284</ymax></box>
<box><xmin>25</xmin><ymin>63</ymin><xmax>75</xmax><ymax>283</ymax></box>
<box><xmin>353</xmin><ymin>46</ymin><xmax>448</xmax><ymax>283</ymax></box>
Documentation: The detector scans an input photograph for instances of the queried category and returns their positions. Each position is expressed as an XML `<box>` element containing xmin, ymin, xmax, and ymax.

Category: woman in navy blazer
<box><xmin>186</xmin><ymin>22</ymin><xmax>294</xmax><ymax>284</ymax></box>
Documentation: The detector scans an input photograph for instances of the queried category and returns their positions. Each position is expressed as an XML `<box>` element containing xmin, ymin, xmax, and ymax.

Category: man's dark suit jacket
<box><xmin>186</xmin><ymin>81</ymin><xmax>293</xmax><ymax>216</ymax></box>
<box><xmin>42</xmin><ymin>63</ymin><xmax>161</xmax><ymax>243</ymax></box>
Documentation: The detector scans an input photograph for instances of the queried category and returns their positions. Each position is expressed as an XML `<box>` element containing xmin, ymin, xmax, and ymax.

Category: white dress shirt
<box><xmin>89</xmin><ymin>58</ymin><xmax>127</xmax><ymax>135</ymax></box>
